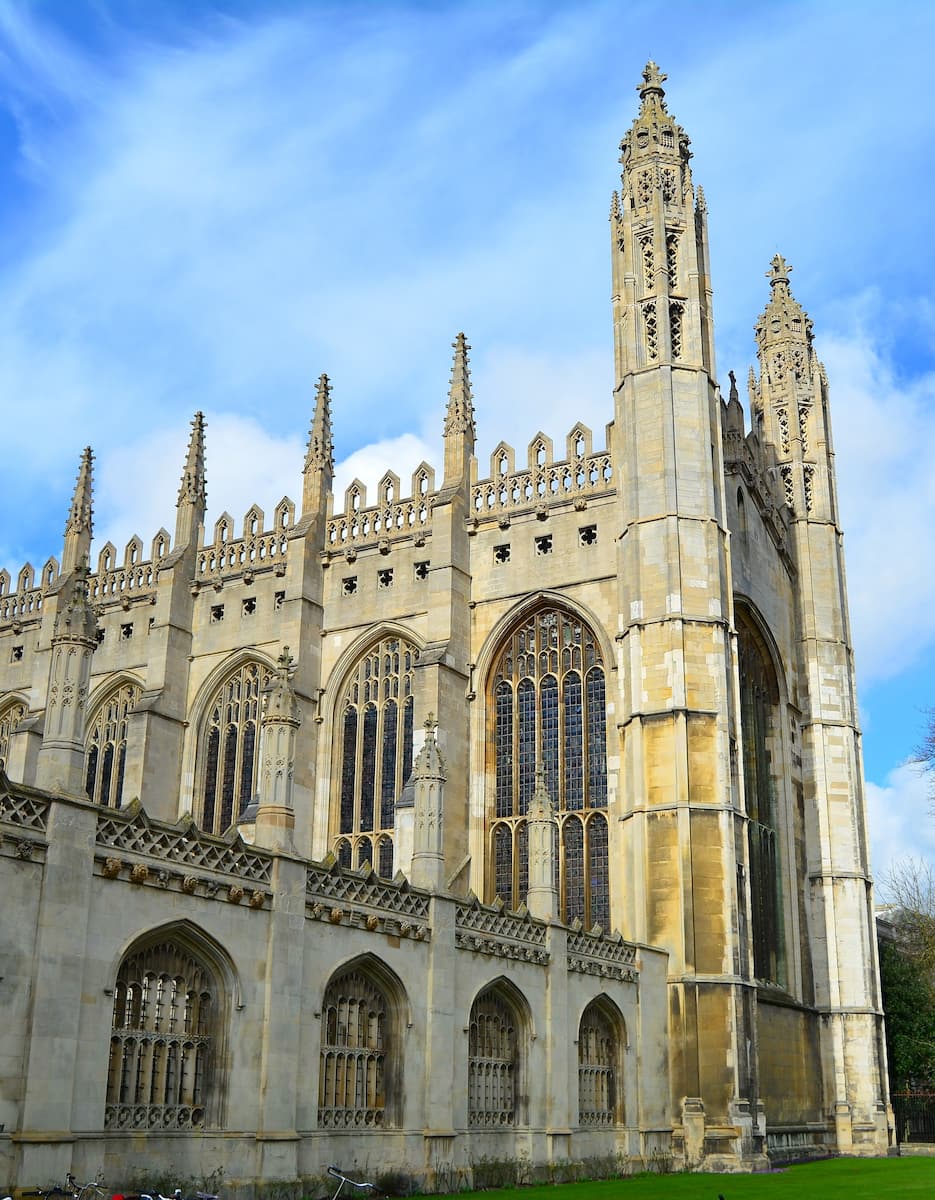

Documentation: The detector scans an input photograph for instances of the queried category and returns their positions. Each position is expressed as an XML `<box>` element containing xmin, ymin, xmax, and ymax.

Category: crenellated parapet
<box><xmin>195</xmin><ymin>499</ymin><xmax>295</xmax><ymax>582</ymax></box>
<box><xmin>325</xmin><ymin>465</ymin><xmax>436</xmax><ymax>551</ymax></box>
<box><xmin>469</xmin><ymin>423</ymin><xmax>613</xmax><ymax>525</ymax></box>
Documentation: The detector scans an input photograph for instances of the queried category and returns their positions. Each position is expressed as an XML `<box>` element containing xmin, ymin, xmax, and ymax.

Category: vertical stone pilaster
<box><xmin>254</xmin><ymin>648</ymin><xmax>301</xmax><ymax>852</ymax></box>
<box><xmin>526</xmin><ymin>765</ymin><xmax>557</xmax><ymax>922</ymax></box>
<box><xmin>35</xmin><ymin>566</ymin><xmax>98</xmax><ymax>797</ymax></box>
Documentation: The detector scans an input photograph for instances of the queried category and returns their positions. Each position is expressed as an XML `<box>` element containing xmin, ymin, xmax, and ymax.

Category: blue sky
<box><xmin>1</xmin><ymin>0</ymin><xmax>934</xmax><ymax>877</ymax></box>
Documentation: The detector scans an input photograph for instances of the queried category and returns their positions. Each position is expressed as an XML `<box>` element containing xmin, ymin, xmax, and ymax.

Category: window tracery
<box><xmin>197</xmin><ymin>661</ymin><xmax>266</xmax><ymax>835</ymax></box>
<box><xmin>737</xmin><ymin>611</ymin><xmax>783</xmax><ymax>984</ymax></box>
<box><xmin>578</xmin><ymin>1002</ymin><xmax>620</xmax><ymax>1126</ymax></box>
<box><xmin>334</xmin><ymin>636</ymin><xmax>418</xmax><ymax>876</ymax></box>
<box><xmin>468</xmin><ymin>989</ymin><xmax>519</xmax><ymax>1127</ymax></box>
<box><xmin>318</xmin><ymin>967</ymin><xmax>391</xmax><ymax>1128</ymax></box>
<box><xmin>85</xmin><ymin>683</ymin><xmax>142</xmax><ymax>808</ymax></box>
<box><xmin>488</xmin><ymin>608</ymin><xmax>609</xmax><ymax>927</ymax></box>
<box><xmin>0</xmin><ymin>698</ymin><xmax>27</xmax><ymax>773</ymax></box>
<box><xmin>105</xmin><ymin>939</ymin><xmax>218</xmax><ymax>1131</ymax></box>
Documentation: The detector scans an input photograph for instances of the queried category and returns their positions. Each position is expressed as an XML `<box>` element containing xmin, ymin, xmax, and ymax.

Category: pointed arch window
<box><xmin>468</xmin><ymin>988</ymin><xmax>521</xmax><ymax>1127</ymax></box>
<box><xmin>578</xmin><ymin>1001</ymin><xmax>622</xmax><ymax>1126</ymax></box>
<box><xmin>85</xmin><ymin>682</ymin><xmax>141</xmax><ymax>808</ymax></box>
<box><xmin>737</xmin><ymin>610</ymin><xmax>784</xmax><ymax>985</ymax></box>
<box><xmin>0</xmin><ymin>698</ymin><xmax>27</xmax><ymax>774</ymax></box>
<box><xmin>488</xmin><ymin>608</ymin><xmax>610</xmax><ymax>926</ymax></box>
<box><xmin>334</xmin><ymin>637</ymin><xmax>418</xmax><ymax>876</ymax></box>
<box><xmin>197</xmin><ymin>661</ymin><xmax>265</xmax><ymax>835</ymax></box>
<box><xmin>105</xmin><ymin>938</ymin><xmax>221</xmax><ymax>1131</ymax></box>
<box><xmin>318</xmin><ymin>966</ymin><xmax>395</xmax><ymax>1128</ymax></box>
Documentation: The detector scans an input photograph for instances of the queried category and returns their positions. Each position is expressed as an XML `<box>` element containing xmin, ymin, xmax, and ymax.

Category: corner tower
<box><xmin>611</xmin><ymin>64</ymin><xmax>754</xmax><ymax>1164</ymax></box>
<box><xmin>751</xmin><ymin>259</ymin><xmax>890</xmax><ymax>1152</ymax></box>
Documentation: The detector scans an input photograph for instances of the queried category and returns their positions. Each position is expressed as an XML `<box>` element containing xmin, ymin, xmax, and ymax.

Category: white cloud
<box><xmin>866</xmin><ymin>761</ymin><xmax>935</xmax><ymax>881</ymax></box>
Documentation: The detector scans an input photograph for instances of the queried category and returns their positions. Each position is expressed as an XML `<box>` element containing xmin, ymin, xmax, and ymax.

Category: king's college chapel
<box><xmin>0</xmin><ymin>63</ymin><xmax>892</xmax><ymax>1190</ymax></box>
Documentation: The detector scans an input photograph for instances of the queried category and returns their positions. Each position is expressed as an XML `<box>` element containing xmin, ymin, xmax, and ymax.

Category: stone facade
<box><xmin>0</xmin><ymin>64</ymin><xmax>892</xmax><ymax>1191</ymax></box>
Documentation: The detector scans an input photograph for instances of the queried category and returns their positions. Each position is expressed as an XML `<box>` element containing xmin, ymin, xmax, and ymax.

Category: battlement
<box><xmin>326</xmin><ymin>463</ymin><xmax>436</xmax><ymax>550</ymax></box>
<box><xmin>470</xmin><ymin>423</ymin><xmax>614</xmax><ymax>522</ymax></box>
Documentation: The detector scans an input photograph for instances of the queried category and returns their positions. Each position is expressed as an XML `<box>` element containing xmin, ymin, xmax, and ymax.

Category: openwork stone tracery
<box><xmin>489</xmin><ymin>607</ymin><xmax>609</xmax><ymax>928</ymax></box>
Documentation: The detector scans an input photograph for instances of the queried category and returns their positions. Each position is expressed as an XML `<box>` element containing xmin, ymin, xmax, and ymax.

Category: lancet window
<box><xmin>334</xmin><ymin>636</ymin><xmax>418</xmax><ymax>877</ymax></box>
<box><xmin>105</xmin><ymin>938</ymin><xmax>218</xmax><ymax>1131</ymax></box>
<box><xmin>0</xmin><ymin>698</ymin><xmax>27</xmax><ymax>773</ymax></box>
<box><xmin>578</xmin><ymin>1001</ymin><xmax>621</xmax><ymax>1126</ymax></box>
<box><xmin>468</xmin><ymin>988</ymin><xmax>520</xmax><ymax>1127</ymax></box>
<box><xmin>489</xmin><ymin>608</ymin><xmax>610</xmax><ymax>928</ymax></box>
<box><xmin>737</xmin><ymin>611</ymin><xmax>783</xmax><ymax>984</ymax></box>
<box><xmin>318</xmin><ymin>967</ymin><xmax>392</xmax><ymax>1128</ymax></box>
<box><xmin>85</xmin><ymin>682</ymin><xmax>141</xmax><ymax>808</ymax></box>
<box><xmin>197</xmin><ymin>661</ymin><xmax>265</xmax><ymax>836</ymax></box>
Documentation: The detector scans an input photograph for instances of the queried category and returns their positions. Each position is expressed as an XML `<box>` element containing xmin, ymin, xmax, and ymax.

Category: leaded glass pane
<box><xmin>85</xmin><ymin>683</ymin><xmax>141</xmax><ymax>808</ymax></box>
<box><xmin>541</xmin><ymin>674</ymin><xmax>559</xmax><ymax>803</ymax></box>
<box><xmin>495</xmin><ymin>681</ymin><xmax>514</xmax><ymax>818</ymax></box>
<box><xmin>588</xmin><ymin>813</ymin><xmax>610</xmax><ymax>930</ymax></box>
<box><xmin>340</xmin><ymin>709</ymin><xmax>357</xmax><ymax>834</ymax></box>
<box><xmin>563</xmin><ymin>671</ymin><xmax>583</xmax><ymax>810</ymax></box>
<box><xmin>360</xmin><ymin>705</ymin><xmax>377</xmax><ymax>833</ymax></box>
<box><xmin>517</xmin><ymin>679</ymin><xmax>536</xmax><ymax>816</ymax></box>
<box><xmin>563</xmin><ymin>817</ymin><xmax>585</xmax><ymax>923</ymax></box>
<box><xmin>380</xmin><ymin>701</ymin><xmax>398</xmax><ymax>829</ymax></box>
<box><xmin>378</xmin><ymin>837</ymin><xmax>393</xmax><ymax>879</ymax></box>
<box><xmin>586</xmin><ymin>667</ymin><xmax>607</xmax><ymax>808</ymax></box>
<box><xmin>494</xmin><ymin>823</ymin><xmax>513</xmax><ymax>910</ymax></box>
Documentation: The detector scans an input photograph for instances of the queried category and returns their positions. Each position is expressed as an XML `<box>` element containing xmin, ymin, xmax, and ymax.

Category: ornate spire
<box><xmin>52</xmin><ymin>558</ymin><xmax>98</xmax><ymax>645</ymax></box>
<box><xmin>443</xmin><ymin>333</ymin><xmax>475</xmax><ymax>439</ymax></box>
<box><xmin>754</xmin><ymin>254</ymin><xmax>814</xmax><ymax>354</ymax></box>
<box><xmin>61</xmin><ymin>447</ymin><xmax>93</xmax><ymax>574</ymax></box>
<box><xmin>264</xmin><ymin>646</ymin><xmax>300</xmax><ymax>723</ymax></box>
<box><xmin>177</xmin><ymin>412</ymin><xmax>207</xmax><ymax>507</ymax></box>
<box><xmin>305</xmin><ymin>374</ymin><xmax>334</xmax><ymax>476</ymax></box>
<box><xmin>637</xmin><ymin>60</ymin><xmax>668</xmax><ymax>111</ymax></box>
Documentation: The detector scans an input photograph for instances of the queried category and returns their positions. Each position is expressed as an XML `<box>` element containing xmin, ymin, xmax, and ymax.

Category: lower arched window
<box><xmin>0</xmin><ymin>697</ymin><xmax>27</xmax><ymax>774</ymax></box>
<box><xmin>85</xmin><ymin>682</ymin><xmax>141</xmax><ymax>808</ymax></box>
<box><xmin>197</xmin><ymin>661</ymin><xmax>266</xmax><ymax>835</ymax></box>
<box><xmin>578</xmin><ymin>1000</ymin><xmax>621</xmax><ymax>1126</ymax></box>
<box><xmin>468</xmin><ymin>987</ymin><xmax>521</xmax><ymax>1127</ymax></box>
<box><xmin>319</xmin><ymin>966</ymin><xmax>392</xmax><ymax>1128</ymax></box>
<box><xmin>105</xmin><ymin>938</ymin><xmax>220</xmax><ymax>1130</ymax></box>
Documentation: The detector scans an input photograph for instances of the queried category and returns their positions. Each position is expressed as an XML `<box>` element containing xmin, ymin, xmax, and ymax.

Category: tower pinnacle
<box><xmin>442</xmin><ymin>332</ymin><xmax>475</xmax><ymax>486</ymax></box>
<box><xmin>61</xmin><ymin>446</ymin><xmax>94</xmax><ymax>575</ymax></box>
<box><xmin>443</xmin><ymin>333</ymin><xmax>475</xmax><ymax>439</ymax></box>
<box><xmin>305</xmin><ymin>374</ymin><xmax>334</xmax><ymax>477</ymax></box>
<box><xmin>178</xmin><ymin>412</ymin><xmax>207</xmax><ymax>507</ymax></box>
<box><xmin>175</xmin><ymin>411</ymin><xmax>206</xmax><ymax>546</ymax></box>
<box><xmin>637</xmin><ymin>60</ymin><xmax>668</xmax><ymax>109</ymax></box>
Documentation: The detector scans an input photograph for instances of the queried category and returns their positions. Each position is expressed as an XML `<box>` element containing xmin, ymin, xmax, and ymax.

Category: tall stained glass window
<box><xmin>197</xmin><ymin>661</ymin><xmax>265</xmax><ymax>835</ymax></box>
<box><xmin>737</xmin><ymin>610</ymin><xmax>783</xmax><ymax>984</ymax></box>
<box><xmin>334</xmin><ymin>637</ymin><xmax>418</xmax><ymax>877</ymax></box>
<box><xmin>488</xmin><ymin>608</ymin><xmax>610</xmax><ymax>926</ymax></box>
<box><xmin>85</xmin><ymin>682</ymin><xmax>142</xmax><ymax>808</ymax></box>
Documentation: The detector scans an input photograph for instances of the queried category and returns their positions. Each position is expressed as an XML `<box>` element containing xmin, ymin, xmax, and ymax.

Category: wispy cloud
<box><xmin>1</xmin><ymin>0</ymin><xmax>934</xmax><ymax>852</ymax></box>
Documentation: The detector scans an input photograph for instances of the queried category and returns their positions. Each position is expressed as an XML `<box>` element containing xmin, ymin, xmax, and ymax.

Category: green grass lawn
<box><xmin>442</xmin><ymin>1157</ymin><xmax>935</xmax><ymax>1200</ymax></box>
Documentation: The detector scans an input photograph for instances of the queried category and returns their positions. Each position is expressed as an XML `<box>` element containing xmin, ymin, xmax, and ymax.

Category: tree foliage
<box><xmin>879</xmin><ymin>857</ymin><xmax>935</xmax><ymax>1091</ymax></box>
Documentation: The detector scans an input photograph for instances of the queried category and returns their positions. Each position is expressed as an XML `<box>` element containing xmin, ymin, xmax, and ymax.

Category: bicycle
<box><xmin>327</xmin><ymin>1166</ymin><xmax>374</xmax><ymax>1200</ymax></box>
<box><xmin>66</xmin><ymin>1174</ymin><xmax>107</xmax><ymax>1200</ymax></box>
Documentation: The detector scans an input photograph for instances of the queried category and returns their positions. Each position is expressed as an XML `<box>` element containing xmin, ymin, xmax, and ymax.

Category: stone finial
<box><xmin>609</xmin><ymin>190</ymin><xmax>621</xmax><ymax>222</ymax></box>
<box><xmin>305</xmin><ymin>373</ymin><xmax>334</xmax><ymax>476</ymax></box>
<box><xmin>695</xmin><ymin>184</ymin><xmax>707</xmax><ymax>214</ymax></box>
<box><xmin>413</xmin><ymin>711</ymin><xmax>446</xmax><ymax>781</ymax></box>
<box><xmin>638</xmin><ymin>60</ymin><xmax>668</xmax><ymax>104</ymax></box>
<box><xmin>728</xmin><ymin>370</ymin><xmax>739</xmax><ymax>404</ymax></box>
<box><xmin>767</xmin><ymin>253</ymin><xmax>792</xmax><ymax>288</ymax></box>
<box><xmin>531</xmin><ymin>762</ymin><xmax>554</xmax><ymax>821</ymax></box>
<box><xmin>62</xmin><ymin>447</ymin><xmax>94</xmax><ymax>574</ymax></box>
<box><xmin>178</xmin><ymin>412</ymin><xmax>207</xmax><ymax>507</ymax></box>
<box><xmin>263</xmin><ymin>646</ymin><xmax>300</xmax><ymax>724</ymax></box>
<box><xmin>444</xmin><ymin>333</ymin><xmax>476</xmax><ymax>440</ymax></box>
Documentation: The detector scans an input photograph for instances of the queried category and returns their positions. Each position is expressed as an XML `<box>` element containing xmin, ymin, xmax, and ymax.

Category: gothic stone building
<box><xmin>0</xmin><ymin>65</ymin><xmax>892</xmax><ymax>1191</ymax></box>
